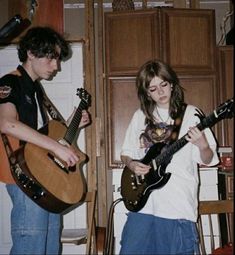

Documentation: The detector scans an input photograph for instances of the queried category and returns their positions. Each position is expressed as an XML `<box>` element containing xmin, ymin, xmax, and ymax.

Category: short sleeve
<box><xmin>120</xmin><ymin>109</ymin><xmax>147</xmax><ymax>160</ymax></box>
<box><xmin>0</xmin><ymin>74</ymin><xmax>20</xmax><ymax>106</ymax></box>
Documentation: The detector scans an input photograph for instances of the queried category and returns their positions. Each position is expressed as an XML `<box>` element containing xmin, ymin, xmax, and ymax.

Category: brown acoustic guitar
<box><xmin>6</xmin><ymin>88</ymin><xmax>91</xmax><ymax>214</ymax></box>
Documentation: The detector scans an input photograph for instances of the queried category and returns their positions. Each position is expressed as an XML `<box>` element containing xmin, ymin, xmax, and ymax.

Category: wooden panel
<box><xmin>216</xmin><ymin>46</ymin><xmax>234</xmax><ymax>152</ymax></box>
<box><xmin>227</xmin><ymin>175</ymin><xmax>234</xmax><ymax>199</ymax></box>
<box><xmin>179</xmin><ymin>75</ymin><xmax>218</xmax><ymax>135</ymax></box>
<box><xmin>107</xmin><ymin>78</ymin><xmax>139</xmax><ymax>167</ymax></box>
<box><xmin>105</xmin><ymin>10</ymin><xmax>160</xmax><ymax>76</ymax></box>
<box><xmin>8</xmin><ymin>0</ymin><xmax>64</xmax><ymax>34</ymax></box>
<box><xmin>161</xmin><ymin>8</ymin><xmax>216</xmax><ymax>74</ymax></box>
<box><xmin>180</xmin><ymin>75</ymin><xmax>217</xmax><ymax>114</ymax></box>
<box><xmin>218</xmin><ymin>172</ymin><xmax>234</xmax><ymax>244</ymax></box>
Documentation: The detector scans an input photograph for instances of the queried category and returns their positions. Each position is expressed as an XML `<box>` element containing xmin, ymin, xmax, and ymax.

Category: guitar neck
<box><xmin>64</xmin><ymin>100</ymin><xmax>87</xmax><ymax>144</ymax></box>
<box><xmin>155</xmin><ymin>111</ymin><xmax>220</xmax><ymax>165</ymax></box>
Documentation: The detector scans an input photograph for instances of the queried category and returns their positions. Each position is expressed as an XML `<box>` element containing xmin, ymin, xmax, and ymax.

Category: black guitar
<box><xmin>120</xmin><ymin>98</ymin><xmax>234</xmax><ymax>212</ymax></box>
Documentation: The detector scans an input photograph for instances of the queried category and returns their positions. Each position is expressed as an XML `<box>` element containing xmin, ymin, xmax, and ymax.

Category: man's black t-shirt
<box><xmin>0</xmin><ymin>65</ymin><xmax>47</xmax><ymax>130</ymax></box>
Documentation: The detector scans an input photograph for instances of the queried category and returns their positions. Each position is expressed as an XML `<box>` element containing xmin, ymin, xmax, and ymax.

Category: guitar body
<box><xmin>121</xmin><ymin>143</ymin><xmax>171</xmax><ymax>212</ymax></box>
<box><xmin>10</xmin><ymin>120</ymin><xmax>87</xmax><ymax>214</ymax></box>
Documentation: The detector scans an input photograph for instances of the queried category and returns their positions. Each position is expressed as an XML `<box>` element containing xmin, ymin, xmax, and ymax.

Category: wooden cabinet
<box><xmin>216</xmin><ymin>46</ymin><xmax>234</xmax><ymax>246</ymax></box>
<box><xmin>105</xmin><ymin>10</ymin><xmax>160</xmax><ymax>76</ymax></box>
<box><xmin>104</xmin><ymin>8</ymin><xmax>218</xmax><ymax>168</ymax></box>
<box><xmin>107</xmin><ymin>78</ymin><xmax>139</xmax><ymax>167</ymax></box>
<box><xmin>179</xmin><ymin>75</ymin><xmax>217</xmax><ymax>115</ymax></box>
<box><xmin>105</xmin><ymin>8</ymin><xmax>216</xmax><ymax>77</ymax></box>
<box><xmin>216</xmin><ymin>46</ymin><xmax>234</xmax><ymax>152</ymax></box>
<box><xmin>161</xmin><ymin>8</ymin><xmax>216</xmax><ymax>74</ymax></box>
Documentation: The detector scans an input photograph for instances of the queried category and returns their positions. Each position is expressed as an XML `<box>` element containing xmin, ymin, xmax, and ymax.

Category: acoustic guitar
<box><xmin>5</xmin><ymin>88</ymin><xmax>91</xmax><ymax>214</ymax></box>
<box><xmin>121</xmin><ymin>98</ymin><xmax>234</xmax><ymax>212</ymax></box>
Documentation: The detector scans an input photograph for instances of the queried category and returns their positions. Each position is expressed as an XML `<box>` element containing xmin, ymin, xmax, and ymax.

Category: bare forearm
<box><xmin>1</xmin><ymin>118</ymin><xmax>58</xmax><ymax>152</ymax></box>
<box><xmin>199</xmin><ymin>146</ymin><xmax>214</xmax><ymax>165</ymax></box>
<box><xmin>121</xmin><ymin>155</ymin><xmax>133</xmax><ymax>168</ymax></box>
<box><xmin>186</xmin><ymin>126</ymin><xmax>214</xmax><ymax>165</ymax></box>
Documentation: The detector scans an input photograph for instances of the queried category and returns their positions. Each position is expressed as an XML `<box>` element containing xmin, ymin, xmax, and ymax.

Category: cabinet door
<box><xmin>105</xmin><ymin>10</ymin><xmax>160</xmax><ymax>76</ymax></box>
<box><xmin>161</xmin><ymin>8</ymin><xmax>216</xmax><ymax>74</ymax></box>
<box><xmin>179</xmin><ymin>75</ymin><xmax>218</xmax><ymax>135</ymax></box>
<box><xmin>180</xmin><ymin>75</ymin><xmax>217</xmax><ymax>114</ymax></box>
<box><xmin>216</xmin><ymin>46</ymin><xmax>234</xmax><ymax>151</ymax></box>
<box><xmin>107</xmin><ymin>78</ymin><xmax>139</xmax><ymax>167</ymax></box>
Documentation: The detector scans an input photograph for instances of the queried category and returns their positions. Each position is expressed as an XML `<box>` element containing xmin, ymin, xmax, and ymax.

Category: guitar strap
<box><xmin>40</xmin><ymin>89</ymin><xmax>66</xmax><ymax>123</ymax></box>
<box><xmin>1</xmin><ymin>133</ymin><xmax>17</xmax><ymax>165</ymax></box>
<box><xmin>34</xmin><ymin>83</ymin><xmax>66</xmax><ymax>124</ymax></box>
<box><xmin>170</xmin><ymin>103</ymin><xmax>187</xmax><ymax>144</ymax></box>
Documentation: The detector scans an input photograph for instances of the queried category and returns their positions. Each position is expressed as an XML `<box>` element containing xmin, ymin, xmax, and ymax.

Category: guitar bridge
<box><xmin>47</xmin><ymin>153</ymin><xmax>69</xmax><ymax>173</ymax></box>
<box><xmin>46</xmin><ymin>138</ymin><xmax>76</xmax><ymax>173</ymax></box>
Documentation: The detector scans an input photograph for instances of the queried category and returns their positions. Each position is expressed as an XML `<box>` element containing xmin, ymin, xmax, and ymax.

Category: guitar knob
<box><xmin>131</xmin><ymin>182</ymin><xmax>137</xmax><ymax>190</ymax></box>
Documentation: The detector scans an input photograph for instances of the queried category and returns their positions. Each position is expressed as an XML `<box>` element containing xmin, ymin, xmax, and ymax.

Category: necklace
<box><xmin>155</xmin><ymin>107</ymin><xmax>170</xmax><ymax>123</ymax></box>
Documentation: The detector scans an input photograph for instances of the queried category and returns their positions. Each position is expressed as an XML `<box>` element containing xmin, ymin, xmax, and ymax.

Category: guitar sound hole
<box><xmin>68</xmin><ymin>165</ymin><xmax>76</xmax><ymax>172</ymax></box>
<box><xmin>47</xmin><ymin>153</ymin><xmax>69</xmax><ymax>173</ymax></box>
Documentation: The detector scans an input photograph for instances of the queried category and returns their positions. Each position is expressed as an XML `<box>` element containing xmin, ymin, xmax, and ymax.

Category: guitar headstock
<box><xmin>215</xmin><ymin>98</ymin><xmax>234</xmax><ymax>120</ymax></box>
<box><xmin>76</xmin><ymin>88</ymin><xmax>91</xmax><ymax>108</ymax></box>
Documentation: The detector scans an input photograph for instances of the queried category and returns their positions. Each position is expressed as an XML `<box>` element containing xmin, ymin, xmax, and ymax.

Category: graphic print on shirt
<box><xmin>0</xmin><ymin>86</ymin><xmax>12</xmax><ymax>99</ymax></box>
<box><xmin>139</xmin><ymin>122</ymin><xmax>174</xmax><ymax>152</ymax></box>
<box><xmin>25</xmin><ymin>94</ymin><xmax>34</xmax><ymax>105</ymax></box>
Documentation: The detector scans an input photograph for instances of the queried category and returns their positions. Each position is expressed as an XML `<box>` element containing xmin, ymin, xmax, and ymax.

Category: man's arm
<box><xmin>0</xmin><ymin>102</ymin><xmax>79</xmax><ymax>167</ymax></box>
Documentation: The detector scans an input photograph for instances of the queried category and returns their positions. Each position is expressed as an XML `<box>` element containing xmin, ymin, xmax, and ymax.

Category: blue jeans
<box><xmin>6</xmin><ymin>184</ymin><xmax>62</xmax><ymax>255</ymax></box>
<box><xmin>120</xmin><ymin>212</ymin><xmax>199</xmax><ymax>255</ymax></box>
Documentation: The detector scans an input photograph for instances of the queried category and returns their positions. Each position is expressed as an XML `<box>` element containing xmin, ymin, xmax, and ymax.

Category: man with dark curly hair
<box><xmin>0</xmin><ymin>27</ymin><xmax>90</xmax><ymax>255</ymax></box>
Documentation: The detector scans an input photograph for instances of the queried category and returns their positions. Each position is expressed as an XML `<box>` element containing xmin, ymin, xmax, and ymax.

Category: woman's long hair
<box><xmin>136</xmin><ymin>59</ymin><xmax>185</xmax><ymax>124</ymax></box>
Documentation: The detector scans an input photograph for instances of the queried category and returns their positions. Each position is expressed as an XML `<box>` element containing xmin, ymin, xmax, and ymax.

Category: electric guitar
<box><xmin>6</xmin><ymin>88</ymin><xmax>91</xmax><ymax>214</ymax></box>
<box><xmin>121</xmin><ymin>98</ymin><xmax>234</xmax><ymax>212</ymax></box>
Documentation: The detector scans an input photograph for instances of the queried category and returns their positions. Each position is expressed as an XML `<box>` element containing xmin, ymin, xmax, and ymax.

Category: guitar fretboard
<box><xmin>154</xmin><ymin>110</ymin><xmax>221</xmax><ymax>165</ymax></box>
<box><xmin>64</xmin><ymin>100</ymin><xmax>87</xmax><ymax>144</ymax></box>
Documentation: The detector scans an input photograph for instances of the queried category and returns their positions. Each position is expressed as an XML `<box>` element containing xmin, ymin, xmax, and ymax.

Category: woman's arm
<box><xmin>185</xmin><ymin>126</ymin><xmax>214</xmax><ymax>165</ymax></box>
<box><xmin>121</xmin><ymin>155</ymin><xmax>151</xmax><ymax>176</ymax></box>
